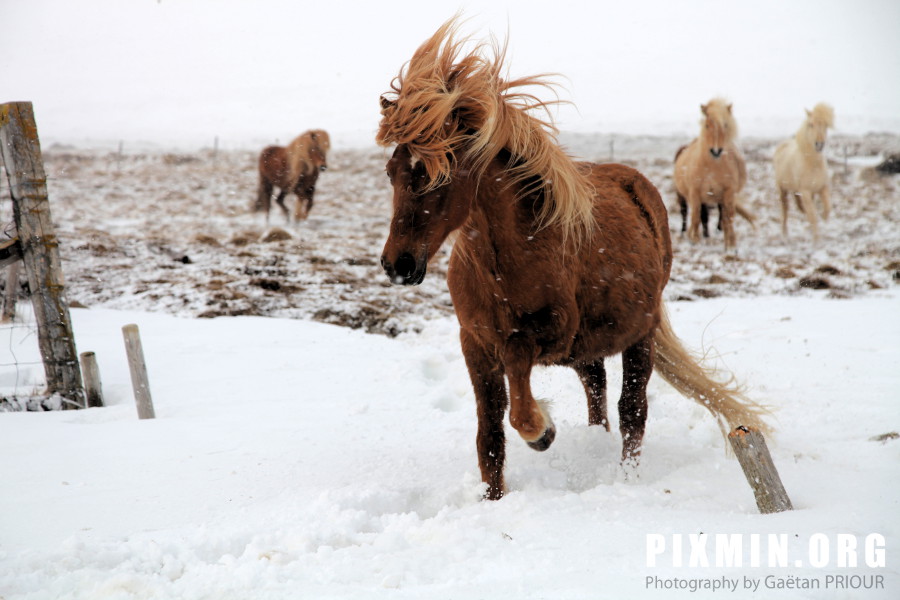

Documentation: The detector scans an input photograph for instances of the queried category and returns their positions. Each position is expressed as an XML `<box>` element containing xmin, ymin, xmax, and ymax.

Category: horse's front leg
<box><xmin>504</xmin><ymin>333</ymin><xmax>555</xmax><ymax>452</ymax></box>
<box><xmin>721</xmin><ymin>191</ymin><xmax>737</xmax><ymax>251</ymax></box>
<box><xmin>687</xmin><ymin>191</ymin><xmax>702</xmax><ymax>243</ymax></box>
<box><xmin>819</xmin><ymin>186</ymin><xmax>831</xmax><ymax>221</ymax></box>
<box><xmin>619</xmin><ymin>335</ymin><xmax>654</xmax><ymax>464</ymax></box>
<box><xmin>677</xmin><ymin>192</ymin><xmax>688</xmax><ymax>234</ymax></box>
<box><xmin>460</xmin><ymin>329</ymin><xmax>509</xmax><ymax>500</ymax></box>
<box><xmin>797</xmin><ymin>190</ymin><xmax>820</xmax><ymax>241</ymax></box>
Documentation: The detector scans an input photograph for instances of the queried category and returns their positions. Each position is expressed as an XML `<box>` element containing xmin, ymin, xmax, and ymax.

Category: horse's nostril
<box><xmin>710</xmin><ymin>148</ymin><xmax>723</xmax><ymax>158</ymax></box>
<box><xmin>394</xmin><ymin>253</ymin><xmax>417</xmax><ymax>279</ymax></box>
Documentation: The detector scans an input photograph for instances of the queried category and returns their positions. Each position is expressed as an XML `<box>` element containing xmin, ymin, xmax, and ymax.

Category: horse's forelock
<box><xmin>701</xmin><ymin>98</ymin><xmax>738</xmax><ymax>143</ymax></box>
<box><xmin>377</xmin><ymin>15</ymin><xmax>595</xmax><ymax>243</ymax></box>
<box><xmin>807</xmin><ymin>103</ymin><xmax>835</xmax><ymax>129</ymax></box>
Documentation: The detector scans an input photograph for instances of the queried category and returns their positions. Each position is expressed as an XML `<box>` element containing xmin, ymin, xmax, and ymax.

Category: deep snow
<box><xmin>1</xmin><ymin>294</ymin><xmax>898</xmax><ymax>598</ymax></box>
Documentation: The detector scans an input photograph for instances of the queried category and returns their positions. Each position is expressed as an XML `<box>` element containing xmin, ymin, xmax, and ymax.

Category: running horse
<box><xmin>255</xmin><ymin>129</ymin><xmax>330</xmax><ymax>223</ymax></box>
<box><xmin>773</xmin><ymin>103</ymin><xmax>835</xmax><ymax>241</ymax></box>
<box><xmin>377</xmin><ymin>19</ymin><xmax>769</xmax><ymax>500</ymax></box>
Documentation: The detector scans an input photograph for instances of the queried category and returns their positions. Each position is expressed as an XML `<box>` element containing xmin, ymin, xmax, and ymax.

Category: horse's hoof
<box><xmin>527</xmin><ymin>423</ymin><xmax>556</xmax><ymax>452</ymax></box>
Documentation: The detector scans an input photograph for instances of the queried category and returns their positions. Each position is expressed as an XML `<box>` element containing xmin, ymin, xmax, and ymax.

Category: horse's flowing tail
<box><xmin>653</xmin><ymin>304</ymin><xmax>770</xmax><ymax>437</ymax></box>
<box><xmin>735</xmin><ymin>201</ymin><xmax>757</xmax><ymax>229</ymax></box>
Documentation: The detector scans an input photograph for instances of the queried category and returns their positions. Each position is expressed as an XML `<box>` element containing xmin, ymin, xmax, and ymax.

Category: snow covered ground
<box><xmin>0</xmin><ymin>293</ymin><xmax>898</xmax><ymax>599</ymax></box>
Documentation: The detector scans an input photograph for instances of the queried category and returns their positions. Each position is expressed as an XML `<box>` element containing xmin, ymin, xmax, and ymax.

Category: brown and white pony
<box><xmin>674</xmin><ymin>99</ymin><xmax>749</xmax><ymax>251</ymax></box>
<box><xmin>377</xmin><ymin>19</ymin><xmax>769</xmax><ymax>500</ymax></box>
<box><xmin>773</xmin><ymin>103</ymin><xmax>835</xmax><ymax>241</ymax></box>
<box><xmin>254</xmin><ymin>129</ymin><xmax>330</xmax><ymax>223</ymax></box>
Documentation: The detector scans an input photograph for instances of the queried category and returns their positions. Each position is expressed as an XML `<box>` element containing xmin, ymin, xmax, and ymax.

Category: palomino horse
<box><xmin>773</xmin><ymin>103</ymin><xmax>835</xmax><ymax>241</ymax></box>
<box><xmin>674</xmin><ymin>144</ymin><xmax>755</xmax><ymax>238</ymax></box>
<box><xmin>674</xmin><ymin>99</ymin><xmax>749</xmax><ymax>250</ymax></box>
<box><xmin>254</xmin><ymin>129</ymin><xmax>330</xmax><ymax>223</ymax></box>
<box><xmin>377</xmin><ymin>19</ymin><xmax>768</xmax><ymax>500</ymax></box>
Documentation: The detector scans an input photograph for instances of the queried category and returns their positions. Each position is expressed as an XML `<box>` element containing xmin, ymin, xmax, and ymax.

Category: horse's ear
<box><xmin>727</xmin><ymin>103</ymin><xmax>733</xmax><ymax>114</ymax></box>
<box><xmin>700</xmin><ymin>103</ymin><xmax>708</xmax><ymax>116</ymax></box>
<box><xmin>380</xmin><ymin>95</ymin><xmax>396</xmax><ymax>113</ymax></box>
<box><xmin>805</xmin><ymin>108</ymin><xmax>812</xmax><ymax>118</ymax></box>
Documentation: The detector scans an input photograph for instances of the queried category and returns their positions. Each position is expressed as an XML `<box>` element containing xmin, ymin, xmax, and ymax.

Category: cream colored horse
<box><xmin>773</xmin><ymin>103</ymin><xmax>834</xmax><ymax>241</ymax></box>
<box><xmin>674</xmin><ymin>99</ymin><xmax>748</xmax><ymax>251</ymax></box>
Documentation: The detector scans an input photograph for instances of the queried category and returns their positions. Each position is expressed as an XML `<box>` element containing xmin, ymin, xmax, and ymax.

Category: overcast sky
<box><xmin>2</xmin><ymin>0</ymin><xmax>898</xmax><ymax>148</ymax></box>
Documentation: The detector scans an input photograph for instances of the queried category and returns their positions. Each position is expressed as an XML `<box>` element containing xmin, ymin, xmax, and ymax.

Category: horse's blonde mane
<box><xmin>287</xmin><ymin>129</ymin><xmax>330</xmax><ymax>178</ymax></box>
<box><xmin>805</xmin><ymin>103</ymin><xmax>835</xmax><ymax>129</ymax></box>
<box><xmin>376</xmin><ymin>17</ymin><xmax>595</xmax><ymax>242</ymax></box>
<box><xmin>701</xmin><ymin>98</ymin><xmax>738</xmax><ymax>143</ymax></box>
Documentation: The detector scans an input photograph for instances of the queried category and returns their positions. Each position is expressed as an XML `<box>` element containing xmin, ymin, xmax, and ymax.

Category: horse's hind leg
<box><xmin>701</xmin><ymin>203</ymin><xmax>711</xmax><ymax>237</ymax></box>
<box><xmin>575</xmin><ymin>360</ymin><xmax>609</xmax><ymax>430</ymax></box>
<box><xmin>461</xmin><ymin>329</ymin><xmax>508</xmax><ymax>500</ymax></box>
<box><xmin>678</xmin><ymin>193</ymin><xmax>688</xmax><ymax>234</ymax></box>
<box><xmin>619</xmin><ymin>335</ymin><xmax>653</xmax><ymax>464</ymax></box>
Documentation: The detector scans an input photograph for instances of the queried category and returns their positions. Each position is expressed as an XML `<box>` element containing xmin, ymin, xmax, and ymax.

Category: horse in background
<box><xmin>773</xmin><ymin>103</ymin><xmax>835</xmax><ymax>241</ymax></box>
<box><xmin>254</xmin><ymin>129</ymin><xmax>330</xmax><ymax>223</ymax></box>
<box><xmin>674</xmin><ymin>99</ymin><xmax>749</xmax><ymax>251</ymax></box>
<box><xmin>377</xmin><ymin>18</ymin><xmax>769</xmax><ymax>500</ymax></box>
<box><xmin>674</xmin><ymin>144</ymin><xmax>755</xmax><ymax>238</ymax></box>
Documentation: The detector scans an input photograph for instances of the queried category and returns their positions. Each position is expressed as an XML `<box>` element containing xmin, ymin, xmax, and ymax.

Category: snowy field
<box><xmin>2</xmin><ymin>1</ymin><xmax>900</xmax><ymax>598</ymax></box>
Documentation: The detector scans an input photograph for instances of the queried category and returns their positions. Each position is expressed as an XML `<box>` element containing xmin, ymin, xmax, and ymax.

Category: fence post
<box><xmin>79</xmin><ymin>351</ymin><xmax>104</xmax><ymax>408</ymax></box>
<box><xmin>122</xmin><ymin>324</ymin><xmax>155</xmax><ymax>419</ymax></box>
<box><xmin>1</xmin><ymin>259</ymin><xmax>19</xmax><ymax>322</ymax></box>
<box><xmin>728</xmin><ymin>426</ymin><xmax>793</xmax><ymax>514</ymax></box>
<box><xmin>0</xmin><ymin>101</ymin><xmax>84</xmax><ymax>408</ymax></box>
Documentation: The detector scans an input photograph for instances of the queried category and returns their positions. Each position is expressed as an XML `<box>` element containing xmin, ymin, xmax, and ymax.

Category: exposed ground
<box><xmin>3</xmin><ymin>133</ymin><xmax>899</xmax><ymax>337</ymax></box>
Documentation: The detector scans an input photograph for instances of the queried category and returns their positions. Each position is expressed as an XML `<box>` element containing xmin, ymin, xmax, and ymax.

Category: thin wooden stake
<box><xmin>122</xmin><ymin>324</ymin><xmax>155</xmax><ymax>419</ymax></box>
<box><xmin>79</xmin><ymin>351</ymin><xmax>104</xmax><ymax>408</ymax></box>
<box><xmin>728</xmin><ymin>426</ymin><xmax>793</xmax><ymax>514</ymax></box>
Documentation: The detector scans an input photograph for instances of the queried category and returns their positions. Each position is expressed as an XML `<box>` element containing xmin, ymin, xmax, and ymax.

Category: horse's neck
<box><xmin>455</xmin><ymin>160</ymin><xmax>557</xmax><ymax>275</ymax></box>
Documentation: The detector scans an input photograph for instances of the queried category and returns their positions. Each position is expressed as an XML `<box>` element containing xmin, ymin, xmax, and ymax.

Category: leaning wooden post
<box><xmin>79</xmin><ymin>351</ymin><xmax>104</xmax><ymax>408</ymax></box>
<box><xmin>0</xmin><ymin>101</ymin><xmax>84</xmax><ymax>407</ymax></box>
<box><xmin>122</xmin><ymin>324</ymin><xmax>155</xmax><ymax>419</ymax></box>
<box><xmin>728</xmin><ymin>426</ymin><xmax>793</xmax><ymax>514</ymax></box>
<box><xmin>1</xmin><ymin>259</ymin><xmax>19</xmax><ymax>322</ymax></box>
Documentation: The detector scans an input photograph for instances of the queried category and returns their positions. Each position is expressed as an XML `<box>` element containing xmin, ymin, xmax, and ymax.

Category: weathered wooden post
<box><xmin>1</xmin><ymin>256</ymin><xmax>20</xmax><ymax>322</ymax></box>
<box><xmin>79</xmin><ymin>351</ymin><xmax>104</xmax><ymax>408</ymax></box>
<box><xmin>122</xmin><ymin>324</ymin><xmax>155</xmax><ymax>419</ymax></box>
<box><xmin>729</xmin><ymin>426</ymin><xmax>793</xmax><ymax>514</ymax></box>
<box><xmin>0</xmin><ymin>101</ymin><xmax>84</xmax><ymax>408</ymax></box>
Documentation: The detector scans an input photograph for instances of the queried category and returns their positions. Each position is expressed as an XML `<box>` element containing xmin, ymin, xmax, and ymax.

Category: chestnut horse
<box><xmin>377</xmin><ymin>19</ymin><xmax>769</xmax><ymax>500</ymax></box>
<box><xmin>254</xmin><ymin>129</ymin><xmax>330</xmax><ymax>223</ymax></box>
<box><xmin>773</xmin><ymin>103</ymin><xmax>834</xmax><ymax>241</ymax></box>
<box><xmin>674</xmin><ymin>99</ymin><xmax>749</xmax><ymax>250</ymax></box>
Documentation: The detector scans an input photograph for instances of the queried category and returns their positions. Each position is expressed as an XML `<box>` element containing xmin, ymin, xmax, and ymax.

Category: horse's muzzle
<box><xmin>710</xmin><ymin>148</ymin><xmax>723</xmax><ymax>159</ymax></box>
<box><xmin>815</xmin><ymin>142</ymin><xmax>825</xmax><ymax>152</ymax></box>
<box><xmin>381</xmin><ymin>252</ymin><xmax>426</xmax><ymax>285</ymax></box>
<box><xmin>320</xmin><ymin>165</ymin><xmax>328</xmax><ymax>172</ymax></box>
